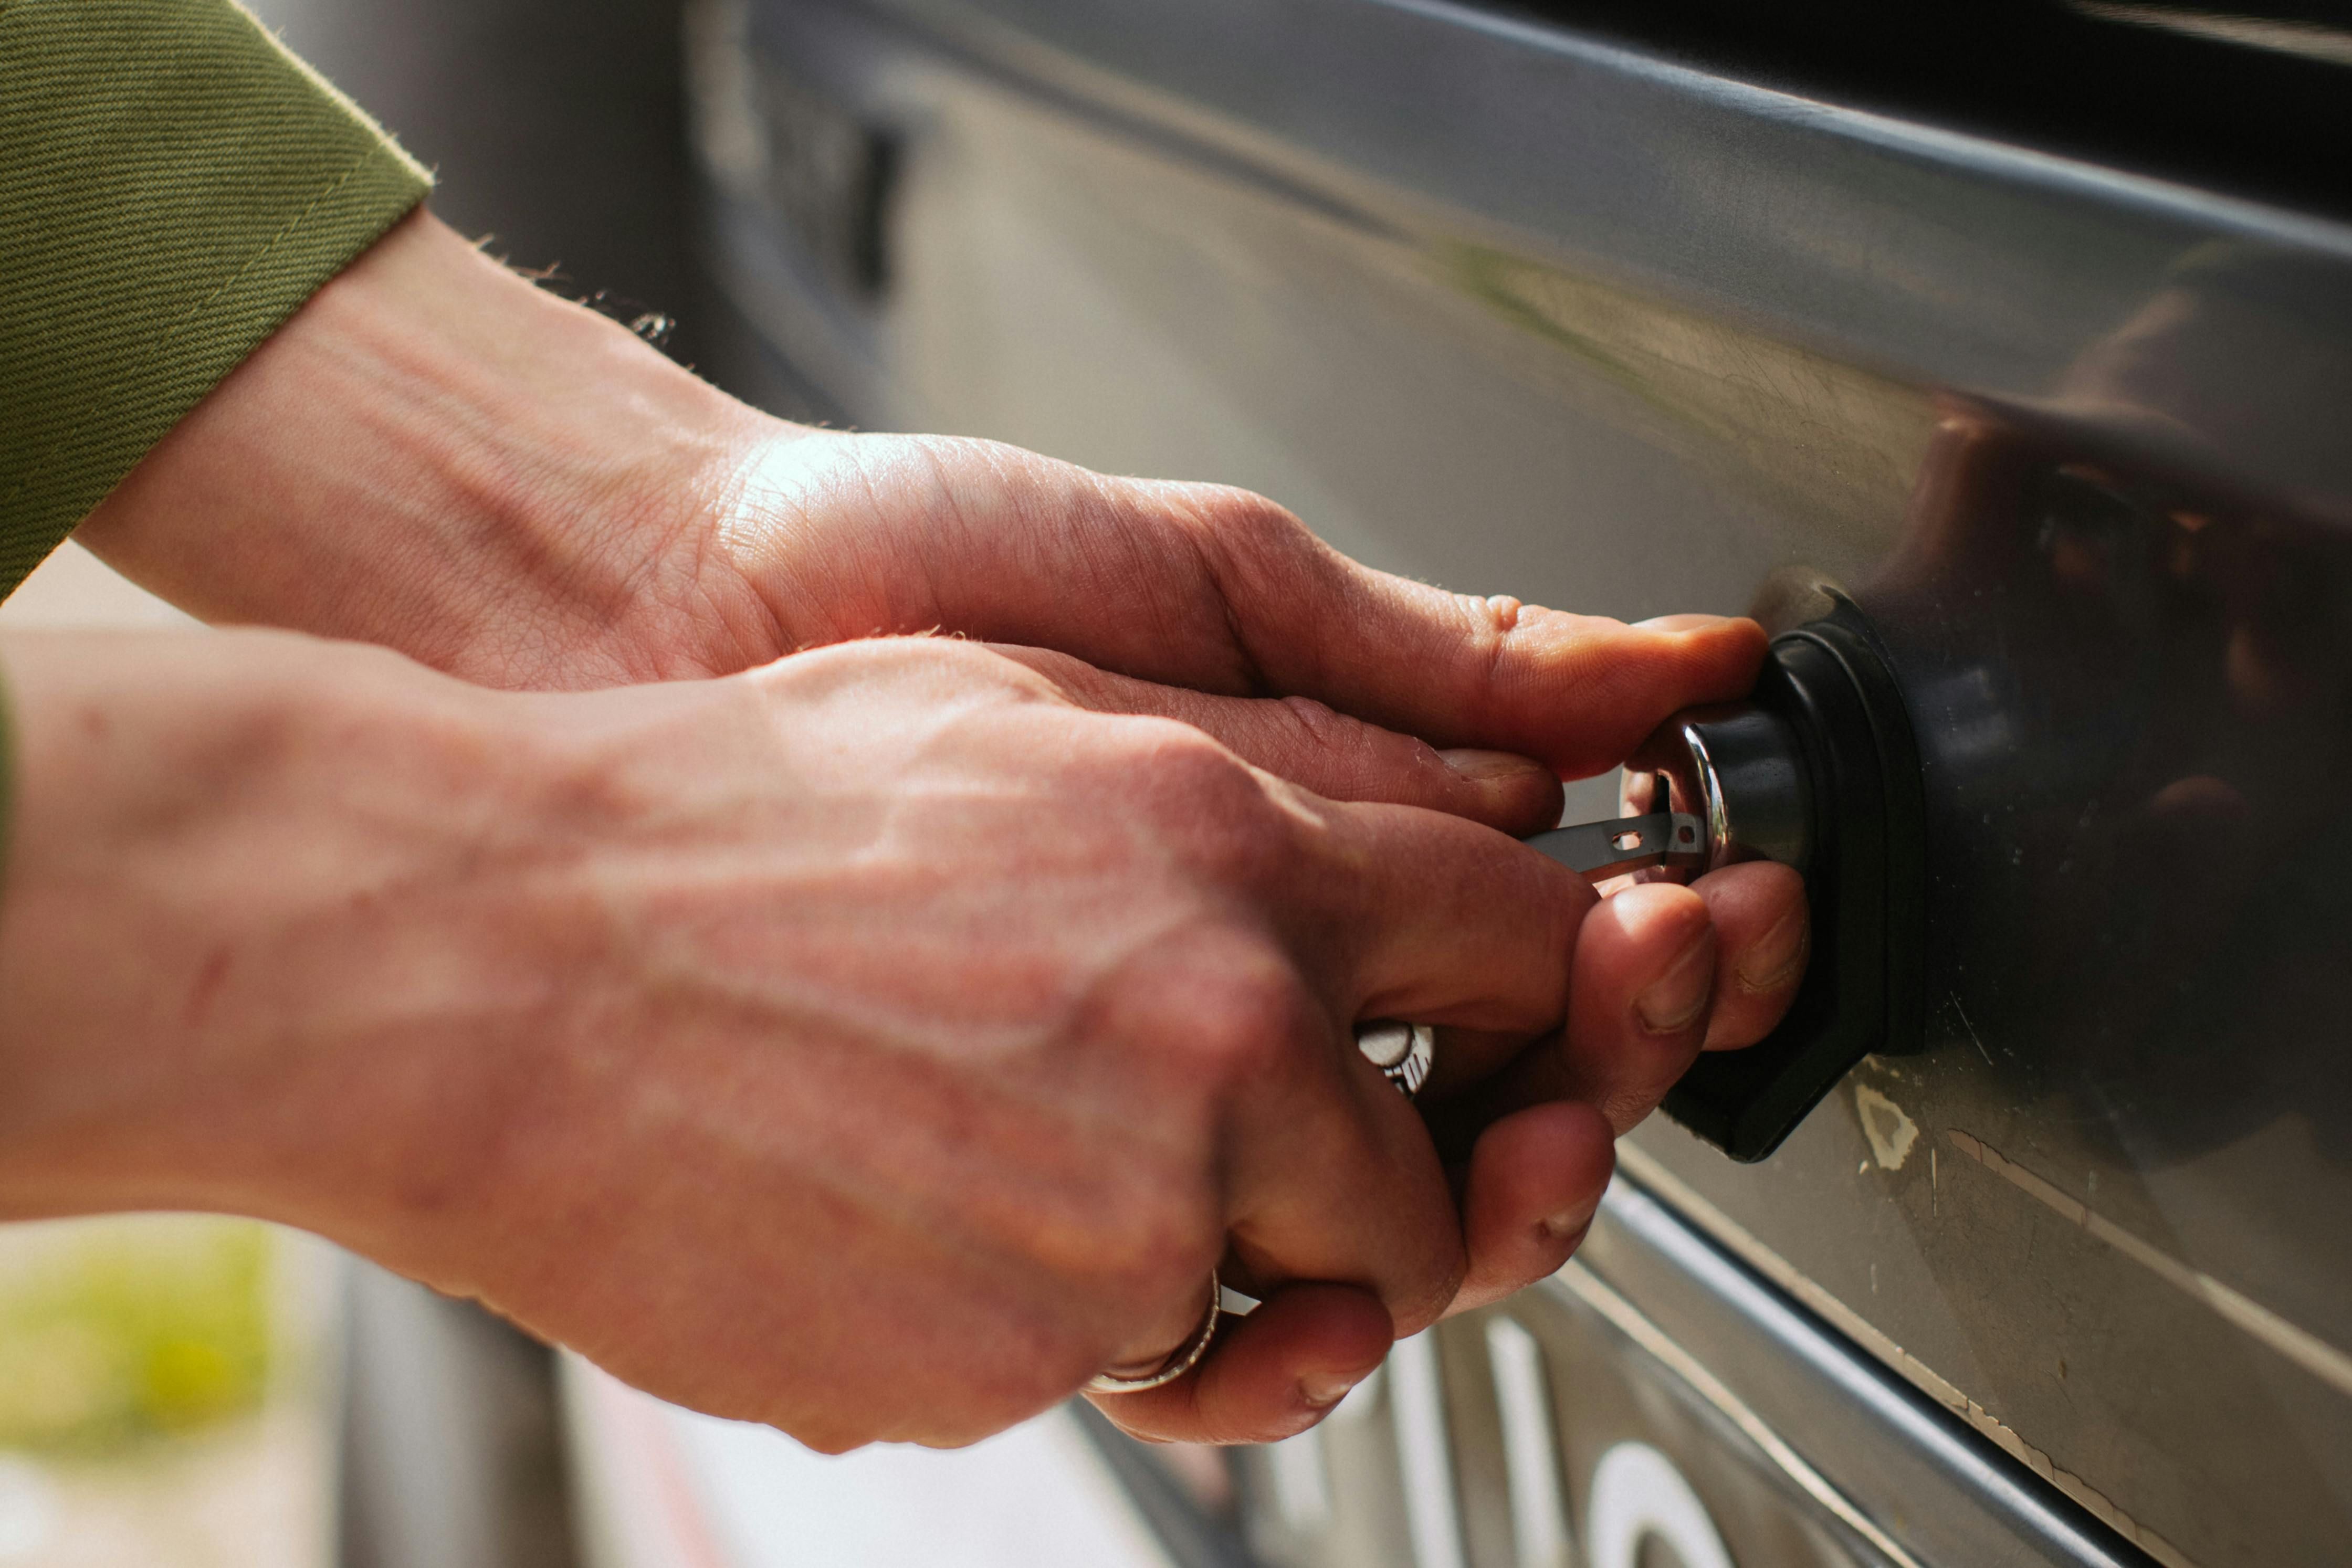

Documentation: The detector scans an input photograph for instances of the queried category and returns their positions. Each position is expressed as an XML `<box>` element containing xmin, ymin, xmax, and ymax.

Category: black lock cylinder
<box><xmin>1636</xmin><ymin>592</ymin><xmax>1927</xmax><ymax>1162</ymax></box>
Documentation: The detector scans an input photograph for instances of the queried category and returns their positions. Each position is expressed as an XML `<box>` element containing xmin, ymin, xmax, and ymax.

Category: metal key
<box><xmin>1526</xmin><ymin>774</ymin><xmax>1707</xmax><ymax>880</ymax></box>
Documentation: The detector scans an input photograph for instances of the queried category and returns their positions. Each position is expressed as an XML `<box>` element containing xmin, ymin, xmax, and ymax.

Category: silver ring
<box><xmin>1355</xmin><ymin>1020</ymin><xmax>1434</xmax><ymax>1099</ymax></box>
<box><xmin>1085</xmin><ymin>1269</ymin><xmax>1223</xmax><ymax>1395</ymax></box>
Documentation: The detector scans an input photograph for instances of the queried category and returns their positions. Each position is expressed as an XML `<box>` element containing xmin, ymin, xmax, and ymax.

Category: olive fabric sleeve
<box><xmin>0</xmin><ymin>0</ymin><xmax>432</xmax><ymax>596</ymax></box>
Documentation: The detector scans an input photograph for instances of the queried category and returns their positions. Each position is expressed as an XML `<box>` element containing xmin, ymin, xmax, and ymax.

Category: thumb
<box><xmin>739</xmin><ymin>436</ymin><xmax>1766</xmax><ymax>775</ymax></box>
<box><xmin>1149</xmin><ymin>482</ymin><xmax>1768</xmax><ymax>777</ymax></box>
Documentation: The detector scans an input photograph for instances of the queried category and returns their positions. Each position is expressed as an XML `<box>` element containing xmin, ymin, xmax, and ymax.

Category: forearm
<box><xmin>72</xmin><ymin>211</ymin><xmax>793</xmax><ymax>690</ymax></box>
<box><xmin>0</xmin><ymin>628</ymin><xmax>543</xmax><ymax>1222</ymax></box>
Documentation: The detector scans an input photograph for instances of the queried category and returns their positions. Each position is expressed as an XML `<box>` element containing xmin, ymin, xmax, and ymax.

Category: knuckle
<box><xmin>1170</xmin><ymin>484</ymin><xmax>1328</xmax><ymax>583</ymax></box>
<box><xmin>1118</xmin><ymin>721</ymin><xmax>1291</xmax><ymax>879</ymax></box>
<box><xmin>1100</xmin><ymin>1213</ymin><xmax>1219</xmax><ymax>1320</ymax></box>
<box><xmin>1175</xmin><ymin>480</ymin><xmax>1310</xmax><ymax>540</ymax></box>
<box><xmin>1188</xmin><ymin>809</ymin><xmax>1290</xmax><ymax>894</ymax></box>
<box><xmin>1161</xmin><ymin>954</ymin><xmax>1314</xmax><ymax>1088</ymax></box>
<box><xmin>1046</xmin><ymin>1175</ymin><xmax>1223</xmax><ymax>1369</ymax></box>
<box><xmin>1274</xmin><ymin>693</ymin><xmax>1350</xmax><ymax>751</ymax></box>
<box><xmin>1215</xmin><ymin>488</ymin><xmax>1314</xmax><ymax>549</ymax></box>
<box><xmin>1057</xmin><ymin>1134</ymin><xmax>1220</xmax><ymax>1272</ymax></box>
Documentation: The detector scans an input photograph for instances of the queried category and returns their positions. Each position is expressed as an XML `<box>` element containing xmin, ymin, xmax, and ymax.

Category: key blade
<box><xmin>1527</xmin><ymin>811</ymin><xmax>1707</xmax><ymax>880</ymax></box>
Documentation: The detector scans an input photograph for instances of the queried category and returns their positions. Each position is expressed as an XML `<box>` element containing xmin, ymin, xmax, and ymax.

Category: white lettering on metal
<box><xmin>1586</xmin><ymin>1441</ymin><xmax>1734</xmax><ymax>1568</ymax></box>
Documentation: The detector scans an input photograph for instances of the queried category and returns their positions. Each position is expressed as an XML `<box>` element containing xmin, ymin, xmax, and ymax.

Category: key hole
<box><xmin>1612</xmin><ymin>830</ymin><xmax>1644</xmax><ymax>852</ymax></box>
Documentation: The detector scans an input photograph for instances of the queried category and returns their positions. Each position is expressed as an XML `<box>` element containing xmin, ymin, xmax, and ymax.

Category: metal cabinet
<box><xmin>690</xmin><ymin>2</ymin><xmax>2352</xmax><ymax>1561</ymax></box>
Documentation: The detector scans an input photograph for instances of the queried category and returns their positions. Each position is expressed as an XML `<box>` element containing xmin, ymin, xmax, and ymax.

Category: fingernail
<box><xmin>1735</xmin><ymin>904</ymin><xmax>1810</xmax><ymax>993</ymax></box>
<box><xmin>1299</xmin><ymin>1369</ymin><xmax>1367</xmax><ymax>1409</ymax></box>
<box><xmin>1633</xmin><ymin>613</ymin><xmax>1738</xmax><ymax>633</ymax></box>
<box><xmin>1635</xmin><ymin>934</ymin><xmax>1715</xmax><ymax>1034</ymax></box>
<box><xmin>1438</xmin><ymin>748</ymin><xmax>1546</xmax><ymax>783</ymax></box>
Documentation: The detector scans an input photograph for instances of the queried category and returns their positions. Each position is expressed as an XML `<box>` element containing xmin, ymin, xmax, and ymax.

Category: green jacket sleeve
<box><xmin>0</xmin><ymin>0</ymin><xmax>431</xmax><ymax>597</ymax></box>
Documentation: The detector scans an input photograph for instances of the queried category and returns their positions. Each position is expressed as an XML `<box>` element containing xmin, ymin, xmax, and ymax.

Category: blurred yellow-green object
<box><xmin>0</xmin><ymin>1216</ymin><xmax>275</xmax><ymax>1454</ymax></box>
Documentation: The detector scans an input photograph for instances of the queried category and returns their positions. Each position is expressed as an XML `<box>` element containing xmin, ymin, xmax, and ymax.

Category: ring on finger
<box><xmin>1354</xmin><ymin>1020</ymin><xmax>1435</xmax><ymax>1099</ymax></box>
<box><xmin>1085</xmin><ymin>1269</ymin><xmax>1224</xmax><ymax>1395</ymax></box>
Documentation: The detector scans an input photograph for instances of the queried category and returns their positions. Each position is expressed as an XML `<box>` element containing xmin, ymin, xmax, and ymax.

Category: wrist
<box><xmin>74</xmin><ymin>211</ymin><xmax>791</xmax><ymax>690</ymax></box>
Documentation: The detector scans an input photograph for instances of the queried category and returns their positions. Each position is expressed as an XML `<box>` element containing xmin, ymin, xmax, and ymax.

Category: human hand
<box><xmin>0</xmin><ymin>627</ymin><xmax>1783</xmax><ymax>1449</ymax></box>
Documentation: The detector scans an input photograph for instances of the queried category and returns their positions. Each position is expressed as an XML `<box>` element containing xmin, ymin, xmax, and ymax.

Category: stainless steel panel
<box><xmin>1239</xmin><ymin>1171</ymin><xmax>2096</xmax><ymax>1568</ymax></box>
<box><xmin>709</xmin><ymin>2</ymin><xmax>2352</xmax><ymax>1560</ymax></box>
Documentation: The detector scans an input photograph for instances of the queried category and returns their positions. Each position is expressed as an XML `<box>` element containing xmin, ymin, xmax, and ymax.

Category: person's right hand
<box><xmin>0</xmin><ymin>626</ymin><xmax>1733</xmax><ymax>1451</ymax></box>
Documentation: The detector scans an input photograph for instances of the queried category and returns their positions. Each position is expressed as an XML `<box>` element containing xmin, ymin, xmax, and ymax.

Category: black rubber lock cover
<box><xmin>1662</xmin><ymin>595</ymin><xmax>1926</xmax><ymax>1162</ymax></box>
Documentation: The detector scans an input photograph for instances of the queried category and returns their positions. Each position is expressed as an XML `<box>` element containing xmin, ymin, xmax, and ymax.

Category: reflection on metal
<box><xmin>730</xmin><ymin>0</ymin><xmax>2352</xmax><ymax>1553</ymax></box>
<box><xmin>1947</xmin><ymin>1130</ymin><xmax>2352</xmax><ymax>1399</ymax></box>
<box><xmin>1559</xmin><ymin>1262</ymin><xmax>1925</xmax><ymax>1568</ymax></box>
<box><xmin>1264</xmin><ymin>1430</ymin><xmax>1332</xmax><ymax>1533</ymax></box>
<box><xmin>1625</xmin><ymin>707</ymin><xmax>1815</xmax><ymax>876</ymax></box>
<box><xmin>1482</xmin><ymin>1318</ymin><xmax>1571</xmax><ymax>1568</ymax></box>
<box><xmin>1585</xmin><ymin>1443</ymin><xmax>1734</xmax><ymax>1568</ymax></box>
<box><xmin>1388</xmin><ymin>1332</ymin><xmax>1467</xmax><ymax>1568</ymax></box>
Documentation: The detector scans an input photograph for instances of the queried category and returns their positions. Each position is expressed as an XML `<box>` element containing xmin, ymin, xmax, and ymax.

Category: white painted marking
<box><xmin>1586</xmin><ymin>1443</ymin><xmax>1732</xmax><ymax>1568</ymax></box>
<box><xmin>1389</xmin><ymin>1332</ymin><xmax>1467</xmax><ymax>1568</ymax></box>
<box><xmin>1484</xmin><ymin>1318</ymin><xmax>1570</xmax><ymax>1568</ymax></box>
<box><xmin>1561</xmin><ymin>1265</ymin><xmax>1925</xmax><ymax>1568</ymax></box>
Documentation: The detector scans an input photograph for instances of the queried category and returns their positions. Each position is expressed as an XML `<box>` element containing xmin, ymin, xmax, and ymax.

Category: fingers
<box><xmin>1086</xmin><ymin>1283</ymin><xmax>1393</xmax><ymax>1445</ymax></box>
<box><xmin>1078</xmin><ymin>927</ymin><xmax>1463</xmax><ymax>1373</ymax></box>
<box><xmin>990</xmin><ymin>645</ymin><xmax>1563</xmax><ymax>835</ymax></box>
<box><xmin>1561</xmin><ymin>884</ymin><xmax>1718</xmax><ymax>1132</ymax></box>
<box><xmin>1446</xmin><ymin>1100</ymin><xmax>1615</xmax><ymax>1317</ymax></box>
<box><xmin>1088</xmin><ymin>1107</ymin><xmax>1616</xmax><ymax>1440</ymax></box>
<box><xmin>1692</xmin><ymin>860</ymin><xmax>1809</xmax><ymax>1049</ymax></box>
<box><xmin>1125</xmin><ymin>997</ymin><xmax>1450</xmax><ymax>1446</ymax></box>
<box><xmin>1089</xmin><ymin>1104</ymin><xmax>1618</xmax><ymax>1444</ymax></box>
<box><xmin>1440</xmin><ymin>859</ymin><xmax>1809</xmax><ymax>1129</ymax></box>
<box><xmin>1078</xmin><ymin>797</ymin><xmax>1600</xmax><ymax>1436</ymax></box>
<box><xmin>1065</xmin><ymin>760</ymin><xmax>1601</xmax><ymax>1440</ymax></box>
<box><xmin>1168</xmin><ymin>496</ymin><xmax>1771</xmax><ymax>777</ymax></box>
<box><xmin>1295</xmin><ymin>799</ymin><xmax>1596</xmax><ymax>1035</ymax></box>
<box><xmin>1466</xmin><ymin>882</ymin><xmax>1715</xmax><ymax>1135</ymax></box>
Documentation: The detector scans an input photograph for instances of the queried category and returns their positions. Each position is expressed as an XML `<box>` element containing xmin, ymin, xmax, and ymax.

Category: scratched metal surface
<box><xmin>706</xmin><ymin>1</ymin><xmax>2352</xmax><ymax>1562</ymax></box>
